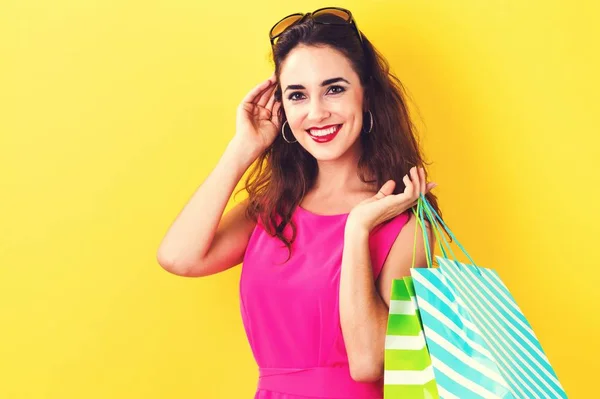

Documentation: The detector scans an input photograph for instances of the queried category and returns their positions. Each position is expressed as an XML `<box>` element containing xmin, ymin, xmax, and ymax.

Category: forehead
<box><xmin>279</xmin><ymin>45</ymin><xmax>358</xmax><ymax>85</ymax></box>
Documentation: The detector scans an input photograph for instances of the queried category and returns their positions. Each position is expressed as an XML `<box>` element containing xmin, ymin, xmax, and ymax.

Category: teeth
<box><xmin>309</xmin><ymin>125</ymin><xmax>339</xmax><ymax>137</ymax></box>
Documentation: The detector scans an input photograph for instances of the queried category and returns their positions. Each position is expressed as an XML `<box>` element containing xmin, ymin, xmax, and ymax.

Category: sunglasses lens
<box><xmin>312</xmin><ymin>8</ymin><xmax>351</xmax><ymax>24</ymax></box>
<box><xmin>270</xmin><ymin>15</ymin><xmax>304</xmax><ymax>39</ymax></box>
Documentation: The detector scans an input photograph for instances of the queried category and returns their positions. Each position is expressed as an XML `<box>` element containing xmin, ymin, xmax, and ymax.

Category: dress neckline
<box><xmin>296</xmin><ymin>204</ymin><xmax>350</xmax><ymax>218</ymax></box>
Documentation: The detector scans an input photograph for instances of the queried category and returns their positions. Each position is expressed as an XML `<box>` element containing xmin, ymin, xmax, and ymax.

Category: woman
<box><xmin>157</xmin><ymin>7</ymin><xmax>441</xmax><ymax>398</ymax></box>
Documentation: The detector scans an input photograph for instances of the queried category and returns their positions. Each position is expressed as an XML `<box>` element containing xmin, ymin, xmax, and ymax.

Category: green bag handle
<box><xmin>411</xmin><ymin>193</ymin><xmax>478</xmax><ymax>271</ymax></box>
<box><xmin>411</xmin><ymin>197</ymin><xmax>449</xmax><ymax>268</ymax></box>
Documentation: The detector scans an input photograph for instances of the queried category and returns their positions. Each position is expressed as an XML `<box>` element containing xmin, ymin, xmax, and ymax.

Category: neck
<box><xmin>312</xmin><ymin>140</ymin><xmax>373</xmax><ymax>194</ymax></box>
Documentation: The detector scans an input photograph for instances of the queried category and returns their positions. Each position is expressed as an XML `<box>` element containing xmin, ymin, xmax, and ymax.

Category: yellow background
<box><xmin>1</xmin><ymin>0</ymin><xmax>598</xmax><ymax>397</ymax></box>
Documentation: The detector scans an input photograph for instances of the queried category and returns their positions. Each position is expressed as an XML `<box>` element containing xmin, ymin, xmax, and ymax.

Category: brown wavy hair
<box><xmin>237</xmin><ymin>16</ymin><xmax>446</xmax><ymax>261</ymax></box>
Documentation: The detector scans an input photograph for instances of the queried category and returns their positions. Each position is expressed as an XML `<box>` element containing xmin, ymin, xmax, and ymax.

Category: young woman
<box><xmin>157</xmin><ymin>7</ymin><xmax>441</xmax><ymax>399</ymax></box>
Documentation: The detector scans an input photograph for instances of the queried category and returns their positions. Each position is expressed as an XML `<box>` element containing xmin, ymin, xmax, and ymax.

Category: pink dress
<box><xmin>240</xmin><ymin>204</ymin><xmax>410</xmax><ymax>399</ymax></box>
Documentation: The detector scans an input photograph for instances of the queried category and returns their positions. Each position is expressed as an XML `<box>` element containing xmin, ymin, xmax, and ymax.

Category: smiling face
<box><xmin>279</xmin><ymin>44</ymin><xmax>365</xmax><ymax>161</ymax></box>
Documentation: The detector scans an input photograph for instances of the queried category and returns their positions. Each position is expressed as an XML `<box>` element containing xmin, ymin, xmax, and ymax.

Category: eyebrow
<box><xmin>284</xmin><ymin>77</ymin><xmax>350</xmax><ymax>92</ymax></box>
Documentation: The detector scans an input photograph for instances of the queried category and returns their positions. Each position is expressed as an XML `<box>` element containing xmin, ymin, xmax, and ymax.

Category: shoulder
<box><xmin>375</xmin><ymin>210</ymin><xmax>436</xmax><ymax>306</ymax></box>
<box><xmin>369</xmin><ymin>210</ymin><xmax>411</xmax><ymax>242</ymax></box>
<box><xmin>384</xmin><ymin>210</ymin><xmax>435</xmax><ymax>266</ymax></box>
<box><xmin>367</xmin><ymin>211</ymin><xmax>411</xmax><ymax>278</ymax></box>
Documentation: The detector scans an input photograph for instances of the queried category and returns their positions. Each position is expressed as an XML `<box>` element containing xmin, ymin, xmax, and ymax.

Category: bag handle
<box><xmin>411</xmin><ymin>196</ymin><xmax>450</xmax><ymax>268</ymax></box>
<box><xmin>411</xmin><ymin>194</ymin><xmax>479</xmax><ymax>271</ymax></box>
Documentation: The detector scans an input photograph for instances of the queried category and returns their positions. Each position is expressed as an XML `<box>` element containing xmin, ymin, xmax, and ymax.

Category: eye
<box><xmin>327</xmin><ymin>85</ymin><xmax>346</xmax><ymax>95</ymax></box>
<box><xmin>288</xmin><ymin>92</ymin><xmax>306</xmax><ymax>101</ymax></box>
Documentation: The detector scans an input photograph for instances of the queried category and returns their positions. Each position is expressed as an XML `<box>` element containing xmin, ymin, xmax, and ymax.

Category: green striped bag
<box><xmin>384</xmin><ymin>277</ymin><xmax>439</xmax><ymax>398</ymax></box>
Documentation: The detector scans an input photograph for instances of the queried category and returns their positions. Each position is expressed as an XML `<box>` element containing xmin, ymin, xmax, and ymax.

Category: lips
<box><xmin>306</xmin><ymin>124</ymin><xmax>343</xmax><ymax>143</ymax></box>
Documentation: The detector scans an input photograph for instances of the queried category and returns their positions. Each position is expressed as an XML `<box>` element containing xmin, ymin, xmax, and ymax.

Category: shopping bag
<box><xmin>410</xmin><ymin>195</ymin><xmax>568</xmax><ymax>398</ymax></box>
<box><xmin>383</xmin><ymin>276</ymin><xmax>440</xmax><ymax>398</ymax></box>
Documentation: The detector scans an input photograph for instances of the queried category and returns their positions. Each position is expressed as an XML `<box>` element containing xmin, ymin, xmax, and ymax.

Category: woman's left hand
<box><xmin>346</xmin><ymin>167</ymin><xmax>437</xmax><ymax>233</ymax></box>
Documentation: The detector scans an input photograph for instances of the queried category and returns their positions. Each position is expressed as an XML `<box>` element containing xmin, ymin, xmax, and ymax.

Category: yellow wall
<box><xmin>1</xmin><ymin>0</ymin><xmax>598</xmax><ymax>397</ymax></box>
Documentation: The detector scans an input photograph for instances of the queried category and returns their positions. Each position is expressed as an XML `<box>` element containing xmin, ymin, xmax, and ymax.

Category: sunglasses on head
<box><xmin>269</xmin><ymin>7</ymin><xmax>363</xmax><ymax>46</ymax></box>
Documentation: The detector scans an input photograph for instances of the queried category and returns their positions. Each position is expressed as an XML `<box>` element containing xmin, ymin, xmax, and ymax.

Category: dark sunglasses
<box><xmin>269</xmin><ymin>7</ymin><xmax>363</xmax><ymax>46</ymax></box>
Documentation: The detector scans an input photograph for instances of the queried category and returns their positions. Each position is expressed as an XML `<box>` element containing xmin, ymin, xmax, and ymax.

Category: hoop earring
<box><xmin>281</xmin><ymin>121</ymin><xmax>297</xmax><ymax>143</ymax></box>
<box><xmin>363</xmin><ymin>110</ymin><xmax>373</xmax><ymax>134</ymax></box>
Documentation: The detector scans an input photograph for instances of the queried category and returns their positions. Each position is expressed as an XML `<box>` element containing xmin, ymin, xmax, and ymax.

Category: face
<box><xmin>278</xmin><ymin>45</ymin><xmax>365</xmax><ymax>161</ymax></box>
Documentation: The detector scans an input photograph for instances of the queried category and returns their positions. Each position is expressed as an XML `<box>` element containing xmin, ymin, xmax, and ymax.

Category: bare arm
<box><xmin>340</xmin><ymin>213</ymin><xmax>435</xmax><ymax>382</ymax></box>
<box><xmin>339</xmin><ymin>224</ymin><xmax>388</xmax><ymax>382</ymax></box>
<box><xmin>156</xmin><ymin>75</ymin><xmax>281</xmax><ymax>277</ymax></box>
<box><xmin>156</xmin><ymin>139</ymin><xmax>257</xmax><ymax>277</ymax></box>
<box><xmin>376</xmin><ymin>214</ymin><xmax>435</xmax><ymax>308</ymax></box>
<box><xmin>339</xmin><ymin>166</ymin><xmax>436</xmax><ymax>382</ymax></box>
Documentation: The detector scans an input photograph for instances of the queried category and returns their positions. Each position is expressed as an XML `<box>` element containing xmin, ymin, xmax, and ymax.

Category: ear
<box><xmin>362</xmin><ymin>97</ymin><xmax>370</xmax><ymax>113</ymax></box>
<box><xmin>274</xmin><ymin>84</ymin><xmax>282</xmax><ymax>102</ymax></box>
<box><xmin>362</xmin><ymin>80</ymin><xmax>372</xmax><ymax>112</ymax></box>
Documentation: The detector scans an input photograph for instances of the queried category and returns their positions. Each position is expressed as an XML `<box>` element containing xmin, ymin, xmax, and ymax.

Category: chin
<box><xmin>303</xmin><ymin>143</ymin><xmax>357</xmax><ymax>162</ymax></box>
<box><xmin>309</xmin><ymin>150</ymin><xmax>345</xmax><ymax>162</ymax></box>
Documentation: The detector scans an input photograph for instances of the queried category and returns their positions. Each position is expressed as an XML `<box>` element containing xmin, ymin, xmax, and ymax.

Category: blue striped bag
<box><xmin>409</xmin><ymin>195</ymin><xmax>568</xmax><ymax>399</ymax></box>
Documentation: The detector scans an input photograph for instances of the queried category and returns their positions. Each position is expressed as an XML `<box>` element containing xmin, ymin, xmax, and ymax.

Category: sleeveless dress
<box><xmin>240</xmin><ymin>204</ymin><xmax>410</xmax><ymax>399</ymax></box>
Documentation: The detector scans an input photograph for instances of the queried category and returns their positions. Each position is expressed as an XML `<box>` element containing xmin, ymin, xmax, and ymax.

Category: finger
<box><xmin>271</xmin><ymin>101</ymin><xmax>282</xmax><ymax>126</ymax></box>
<box><xmin>416</xmin><ymin>167</ymin><xmax>423</xmax><ymax>198</ymax></box>
<box><xmin>242</xmin><ymin>78</ymin><xmax>276</xmax><ymax>105</ymax></box>
<box><xmin>419</xmin><ymin>168</ymin><xmax>427</xmax><ymax>196</ymax></box>
<box><xmin>241</xmin><ymin>80</ymin><xmax>272</xmax><ymax>105</ymax></box>
<box><xmin>426</xmin><ymin>182</ymin><xmax>437</xmax><ymax>192</ymax></box>
<box><xmin>419</xmin><ymin>167</ymin><xmax>427</xmax><ymax>196</ymax></box>
<box><xmin>265</xmin><ymin>86</ymin><xmax>277</xmax><ymax>110</ymax></box>
<box><xmin>375</xmin><ymin>180</ymin><xmax>395</xmax><ymax>199</ymax></box>
<box><xmin>258</xmin><ymin>83</ymin><xmax>277</xmax><ymax>107</ymax></box>
<box><xmin>255</xmin><ymin>81</ymin><xmax>276</xmax><ymax>107</ymax></box>
<box><xmin>403</xmin><ymin>174</ymin><xmax>413</xmax><ymax>197</ymax></box>
<box><xmin>263</xmin><ymin>84</ymin><xmax>278</xmax><ymax>109</ymax></box>
<box><xmin>410</xmin><ymin>167</ymin><xmax>420</xmax><ymax>198</ymax></box>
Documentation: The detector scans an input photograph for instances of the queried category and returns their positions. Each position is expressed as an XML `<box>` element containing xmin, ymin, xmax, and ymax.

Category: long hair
<box><xmin>239</xmin><ymin>16</ymin><xmax>446</xmax><ymax>261</ymax></box>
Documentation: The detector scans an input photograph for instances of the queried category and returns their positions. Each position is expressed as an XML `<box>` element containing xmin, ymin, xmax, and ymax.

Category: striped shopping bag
<box><xmin>410</xmin><ymin>195</ymin><xmax>567</xmax><ymax>398</ymax></box>
<box><xmin>383</xmin><ymin>277</ymin><xmax>440</xmax><ymax>398</ymax></box>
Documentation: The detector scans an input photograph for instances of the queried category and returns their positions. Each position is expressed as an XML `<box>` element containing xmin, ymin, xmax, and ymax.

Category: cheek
<box><xmin>335</xmin><ymin>94</ymin><xmax>363</xmax><ymax>120</ymax></box>
<box><xmin>284</xmin><ymin>105</ymin><xmax>304</xmax><ymax>129</ymax></box>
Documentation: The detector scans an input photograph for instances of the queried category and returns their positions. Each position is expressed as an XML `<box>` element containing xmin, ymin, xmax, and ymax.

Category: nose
<box><xmin>307</xmin><ymin>97</ymin><xmax>330</xmax><ymax>124</ymax></box>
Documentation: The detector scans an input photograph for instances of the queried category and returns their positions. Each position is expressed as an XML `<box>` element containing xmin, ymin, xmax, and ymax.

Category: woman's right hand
<box><xmin>234</xmin><ymin>74</ymin><xmax>282</xmax><ymax>157</ymax></box>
